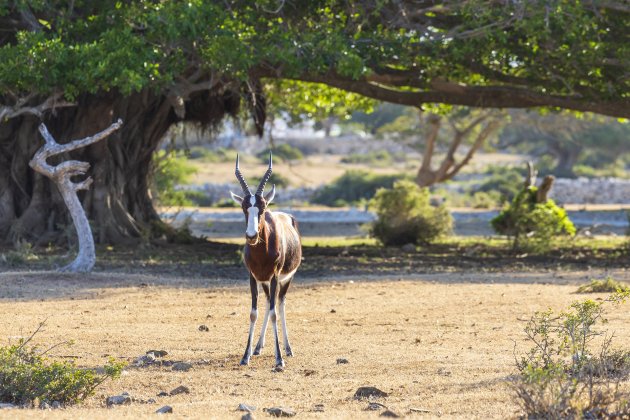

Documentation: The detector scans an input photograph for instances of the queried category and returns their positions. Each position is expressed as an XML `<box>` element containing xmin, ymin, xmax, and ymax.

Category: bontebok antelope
<box><xmin>230</xmin><ymin>153</ymin><xmax>302</xmax><ymax>368</ymax></box>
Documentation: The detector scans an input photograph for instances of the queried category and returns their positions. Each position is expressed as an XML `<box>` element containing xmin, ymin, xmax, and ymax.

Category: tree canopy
<box><xmin>0</xmin><ymin>0</ymin><xmax>628</xmax><ymax>120</ymax></box>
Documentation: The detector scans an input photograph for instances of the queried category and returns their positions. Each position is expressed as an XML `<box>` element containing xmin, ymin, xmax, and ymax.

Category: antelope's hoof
<box><xmin>285</xmin><ymin>346</ymin><xmax>294</xmax><ymax>357</ymax></box>
<box><xmin>253</xmin><ymin>346</ymin><xmax>263</xmax><ymax>355</ymax></box>
<box><xmin>239</xmin><ymin>358</ymin><xmax>250</xmax><ymax>366</ymax></box>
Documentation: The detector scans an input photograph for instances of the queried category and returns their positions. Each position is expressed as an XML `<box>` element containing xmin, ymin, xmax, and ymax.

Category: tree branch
<box><xmin>29</xmin><ymin>119</ymin><xmax>123</xmax><ymax>273</ymax></box>
<box><xmin>0</xmin><ymin>93</ymin><xmax>75</xmax><ymax>121</ymax></box>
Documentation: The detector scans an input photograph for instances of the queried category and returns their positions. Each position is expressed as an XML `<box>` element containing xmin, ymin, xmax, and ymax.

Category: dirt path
<box><xmin>0</xmin><ymin>269</ymin><xmax>629</xmax><ymax>419</ymax></box>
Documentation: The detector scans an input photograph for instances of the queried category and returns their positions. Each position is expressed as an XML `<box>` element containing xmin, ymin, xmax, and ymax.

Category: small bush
<box><xmin>188</xmin><ymin>147</ymin><xmax>237</xmax><ymax>163</ymax></box>
<box><xmin>312</xmin><ymin>170</ymin><xmax>403</xmax><ymax>207</ymax></box>
<box><xmin>476</xmin><ymin>165</ymin><xmax>526</xmax><ymax>204</ymax></box>
<box><xmin>257</xmin><ymin>144</ymin><xmax>303</xmax><ymax>162</ymax></box>
<box><xmin>513</xmin><ymin>292</ymin><xmax>630</xmax><ymax>418</ymax></box>
<box><xmin>341</xmin><ymin>150</ymin><xmax>406</xmax><ymax>166</ymax></box>
<box><xmin>0</xmin><ymin>325</ymin><xmax>125</xmax><ymax>406</ymax></box>
<box><xmin>369</xmin><ymin>179</ymin><xmax>452</xmax><ymax>246</ymax></box>
<box><xmin>152</xmin><ymin>151</ymin><xmax>198</xmax><ymax>207</ymax></box>
<box><xmin>491</xmin><ymin>186</ymin><xmax>576</xmax><ymax>252</ymax></box>
<box><xmin>577</xmin><ymin>277</ymin><xmax>630</xmax><ymax>293</ymax></box>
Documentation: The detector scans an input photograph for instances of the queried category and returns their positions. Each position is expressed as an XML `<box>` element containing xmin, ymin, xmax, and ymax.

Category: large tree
<box><xmin>0</xmin><ymin>1</ymin><xmax>628</xmax><ymax>244</ymax></box>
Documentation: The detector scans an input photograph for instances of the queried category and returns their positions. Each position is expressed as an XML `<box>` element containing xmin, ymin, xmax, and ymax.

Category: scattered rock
<box><xmin>330</xmin><ymin>309</ymin><xmax>336</xmax><ymax>313</ymax></box>
<box><xmin>311</xmin><ymin>404</ymin><xmax>325</xmax><ymax>412</ymax></box>
<box><xmin>401</xmin><ymin>243</ymin><xmax>416</xmax><ymax>253</ymax></box>
<box><xmin>198</xmin><ymin>325</ymin><xmax>209</xmax><ymax>332</ymax></box>
<box><xmin>303</xmin><ymin>369</ymin><xmax>316</xmax><ymax>376</ymax></box>
<box><xmin>157</xmin><ymin>391</ymin><xmax>169</xmax><ymax>397</ymax></box>
<box><xmin>354</xmin><ymin>386</ymin><xmax>389</xmax><ymax>400</ymax></box>
<box><xmin>156</xmin><ymin>405</ymin><xmax>173</xmax><ymax>414</ymax></box>
<box><xmin>241</xmin><ymin>413</ymin><xmax>255</xmax><ymax>420</ymax></box>
<box><xmin>263</xmin><ymin>406</ymin><xmax>296</xmax><ymax>417</ymax></box>
<box><xmin>336</xmin><ymin>358</ymin><xmax>349</xmax><ymax>364</ymax></box>
<box><xmin>147</xmin><ymin>350</ymin><xmax>168</xmax><ymax>358</ymax></box>
<box><xmin>51</xmin><ymin>401</ymin><xmax>62</xmax><ymax>409</ymax></box>
<box><xmin>409</xmin><ymin>407</ymin><xmax>431</xmax><ymax>413</ymax></box>
<box><xmin>367</xmin><ymin>402</ymin><xmax>387</xmax><ymax>411</ymax></box>
<box><xmin>238</xmin><ymin>403</ymin><xmax>256</xmax><ymax>412</ymax></box>
<box><xmin>39</xmin><ymin>402</ymin><xmax>51</xmax><ymax>410</ymax></box>
<box><xmin>172</xmin><ymin>362</ymin><xmax>192</xmax><ymax>372</ymax></box>
<box><xmin>0</xmin><ymin>403</ymin><xmax>17</xmax><ymax>409</ymax></box>
<box><xmin>147</xmin><ymin>398</ymin><xmax>157</xmax><ymax>404</ymax></box>
<box><xmin>380</xmin><ymin>409</ymin><xmax>400</xmax><ymax>418</ymax></box>
<box><xmin>169</xmin><ymin>385</ymin><xmax>190</xmax><ymax>396</ymax></box>
<box><xmin>134</xmin><ymin>353</ymin><xmax>156</xmax><ymax>367</ymax></box>
<box><xmin>106</xmin><ymin>393</ymin><xmax>132</xmax><ymax>406</ymax></box>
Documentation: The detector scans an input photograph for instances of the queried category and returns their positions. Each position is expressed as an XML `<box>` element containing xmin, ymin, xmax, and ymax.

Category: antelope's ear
<box><xmin>230</xmin><ymin>191</ymin><xmax>243</xmax><ymax>204</ymax></box>
<box><xmin>265</xmin><ymin>184</ymin><xmax>276</xmax><ymax>204</ymax></box>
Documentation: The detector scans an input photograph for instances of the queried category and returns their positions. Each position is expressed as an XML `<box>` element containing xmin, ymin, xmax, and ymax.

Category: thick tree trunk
<box><xmin>0</xmin><ymin>88</ymin><xmax>239</xmax><ymax>245</ymax></box>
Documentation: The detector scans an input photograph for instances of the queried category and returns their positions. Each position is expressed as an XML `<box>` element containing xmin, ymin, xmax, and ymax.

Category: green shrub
<box><xmin>341</xmin><ymin>150</ymin><xmax>405</xmax><ymax>166</ymax></box>
<box><xmin>476</xmin><ymin>165</ymin><xmax>526</xmax><ymax>204</ymax></box>
<box><xmin>188</xmin><ymin>147</ymin><xmax>237</xmax><ymax>163</ymax></box>
<box><xmin>152</xmin><ymin>151</ymin><xmax>198</xmax><ymax>206</ymax></box>
<box><xmin>491</xmin><ymin>186</ymin><xmax>576</xmax><ymax>252</ymax></box>
<box><xmin>514</xmin><ymin>292</ymin><xmax>630</xmax><ymax>418</ymax></box>
<box><xmin>0</xmin><ymin>326</ymin><xmax>125</xmax><ymax>406</ymax></box>
<box><xmin>577</xmin><ymin>277</ymin><xmax>630</xmax><ymax>293</ymax></box>
<box><xmin>369</xmin><ymin>179</ymin><xmax>452</xmax><ymax>246</ymax></box>
<box><xmin>257</xmin><ymin>144</ymin><xmax>303</xmax><ymax>162</ymax></box>
<box><xmin>312</xmin><ymin>170</ymin><xmax>403</xmax><ymax>207</ymax></box>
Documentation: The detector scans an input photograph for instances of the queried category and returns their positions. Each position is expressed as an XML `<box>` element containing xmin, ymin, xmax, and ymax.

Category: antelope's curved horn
<box><xmin>235</xmin><ymin>154</ymin><xmax>251</xmax><ymax>195</ymax></box>
<box><xmin>256</xmin><ymin>152</ymin><xmax>273</xmax><ymax>196</ymax></box>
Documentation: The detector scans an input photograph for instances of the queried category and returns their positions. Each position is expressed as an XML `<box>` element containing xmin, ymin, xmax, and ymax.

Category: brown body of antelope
<box><xmin>230</xmin><ymin>154</ymin><xmax>302</xmax><ymax>368</ymax></box>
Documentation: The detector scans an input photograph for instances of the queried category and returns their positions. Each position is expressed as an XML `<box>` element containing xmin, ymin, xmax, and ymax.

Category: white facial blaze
<box><xmin>246</xmin><ymin>196</ymin><xmax>258</xmax><ymax>238</ymax></box>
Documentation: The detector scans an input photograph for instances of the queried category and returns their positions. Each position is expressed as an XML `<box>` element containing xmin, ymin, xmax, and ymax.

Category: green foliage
<box><xmin>312</xmin><ymin>170</ymin><xmax>403</xmax><ymax>207</ymax></box>
<box><xmin>152</xmin><ymin>151</ymin><xmax>198</xmax><ymax>207</ymax></box>
<box><xmin>188</xmin><ymin>147</ymin><xmax>237</xmax><ymax>163</ymax></box>
<box><xmin>577</xmin><ymin>277</ymin><xmax>630</xmax><ymax>294</ymax></box>
<box><xmin>0</xmin><ymin>1</ymin><xmax>624</xmax><ymax>116</ymax></box>
<box><xmin>340</xmin><ymin>150</ymin><xmax>408</xmax><ymax>166</ymax></box>
<box><xmin>514</xmin><ymin>293</ymin><xmax>630</xmax><ymax>418</ymax></box>
<box><xmin>475</xmin><ymin>165</ymin><xmax>526</xmax><ymax>204</ymax></box>
<box><xmin>257</xmin><ymin>144</ymin><xmax>303</xmax><ymax>162</ymax></box>
<box><xmin>491</xmin><ymin>187</ymin><xmax>576</xmax><ymax>252</ymax></box>
<box><xmin>369</xmin><ymin>179</ymin><xmax>452</xmax><ymax>246</ymax></box>
<box><xmin>0</xmin><ymin>326</ymin><xmax>124</xmax><ymax>406</ymax></box>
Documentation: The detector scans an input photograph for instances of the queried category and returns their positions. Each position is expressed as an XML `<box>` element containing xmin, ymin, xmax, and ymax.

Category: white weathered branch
<box><xmin>29</xmin><ymin>119</ymin><xmax>123</xmax><ymax>273</ymax></box>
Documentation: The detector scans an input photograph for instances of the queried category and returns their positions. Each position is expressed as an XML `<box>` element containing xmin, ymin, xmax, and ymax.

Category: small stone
<box><xmin>156</xmin><ymin>405</ymin><xmax>173</xmax><ymax>414</ymax></box>
<box><xmin>330</xmin><ymin>309</ymin><xmax>336</xmax><ymax>313</ymax></box>
<box><xmin>380</xmin><ymin>409</ymin><xmax>400</xmax><ymax>418</ymax></box>
<box><xmin>169</xmin><ymin>385</ymin><xmax>190</xmax><ymax>396</ymax></box>
<box><xmin>198</xmin><ymin>324</ymin><xmax>209</xmax><ymax>332</ymax></box>
<box><xmin>0</xmin><ymin>403</ymin><xmax>17</xmax><ymax>409</ymax></box>
<box><xmin>264</xmin><ymin>406</ymin><xmax>296</xmax><ymax>417</ymax></box>
<box><xmin>367</xmin><ymin>402</ymin><xmax>386</xmax><ymax>411</ymax></box>
<box><xmin>172</xmin><ymin>362</ymin><xmax>192</xmax><ymax>372</ymax></box>
<box><xmin>157</xmin><ymin>391</ymin><xmax>169</xmax><ymax>397</ymax></box>
<box><xmin>134</xmin><ymin>354</ymin><xmax>155</xmax><ymax>366</ymax></box>
<box><xmin>147</xmin><ymin>398</ymin><xmax>157</xmax><ymax>404</ymax></box>
<box><xmin>401</xmin><ymin>243</ymin><xmax>416</xmax><ymax>252</ymax></box>
<box><xmin>106</xmin><ymin>393</ymin><xmax>132</xmax><ymax>406</ymax></box>
<box><xmin>354</xmin><ymin>386</ymin><xmax>389</xmax><ymax>400</ymax></box>
<box><xmin>238</xmin><ymin>403</ymin><xmax>256</xmax><ymax>412</ymax></box>
<box><xmin>336</xmin><ymin>358</ymin><xmax>349</xmax><ymax>364</ymax></box>
<box><xmin>241</xmin><ymin>413</ymin><xmax>255</xmax><ymax>420</ymax></box>
<box><xmin>312</xmin><ymin>404</ymin><xmax>325</xmax><ymax>412</ymax></box>
<box><xmin>147</xmin><ymin>350</ymin><xmax>168</xmax><ymax>358</ymax></box>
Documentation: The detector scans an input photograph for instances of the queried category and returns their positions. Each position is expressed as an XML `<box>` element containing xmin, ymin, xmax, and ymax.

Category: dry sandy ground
<box><xmin>0</xmin><ymin>269</ymin><xmax>629</xmax><ymax>419</ymax></box>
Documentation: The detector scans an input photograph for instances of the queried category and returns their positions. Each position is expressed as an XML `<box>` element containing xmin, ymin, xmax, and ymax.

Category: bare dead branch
<box><xmin>29</xmin><ymin>119</ymin><xmax>123</xmax><ymax>273</ymax></box>
<box><xmin>0</xmin><ymin>93</ymin><xmax>75</xmax><ymax>121</ymax></box>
